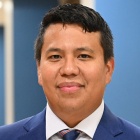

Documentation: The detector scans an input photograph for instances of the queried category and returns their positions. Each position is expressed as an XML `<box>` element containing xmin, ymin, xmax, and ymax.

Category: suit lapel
<box><xmin>93</xmin><ymin>105</ymin><xmax>123</xmax><ymax>140</ymax></box>
<box><xmin>17</xmin><ymin>105</ymin><xmax>124</xmax><ymax>140</ymax></box>
<box><xmin>18</xmin><ymin>109</ymin><xmax>46</xmax><ymax>140</ymax></box>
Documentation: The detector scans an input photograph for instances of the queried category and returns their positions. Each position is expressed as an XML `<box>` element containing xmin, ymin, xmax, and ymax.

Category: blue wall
<box><xmin>96</xmin><ymin>0</ymin><xmax>140</xmax><ymax>126</ymax></box>
<box><xmin>13</xmin><ymin>0</ymin><xmax>58</xmax><ymax>121</ymax></box>
<box><xmin>0</xmin><ymin>27</ymin><xmax>4</xmax><ymax>125</ymax></box>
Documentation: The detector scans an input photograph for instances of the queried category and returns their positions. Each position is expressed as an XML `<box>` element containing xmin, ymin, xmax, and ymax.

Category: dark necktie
<box><xmin>59</xmin><ymin>129</ymin><xmax>80</xmax><ymax>140</ymax></box>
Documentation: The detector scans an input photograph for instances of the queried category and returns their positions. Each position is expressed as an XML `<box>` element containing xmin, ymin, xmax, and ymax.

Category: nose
<box><xmin>59</xmin><ymin>57</ymin><xmax>80</xmax><ymax>77</ymax></box>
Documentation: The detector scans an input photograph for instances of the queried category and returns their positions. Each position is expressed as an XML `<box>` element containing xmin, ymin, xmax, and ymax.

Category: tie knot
<box><xmin>59</xmin><ymin>129</ymin><xmax>80</xmax><ymax>140</ymax></box>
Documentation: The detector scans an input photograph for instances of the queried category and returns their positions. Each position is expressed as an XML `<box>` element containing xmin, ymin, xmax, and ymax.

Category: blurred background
<box><xmin>0</xmin><ymin>0</ymin><xmax>140</xmax><ymax>126</ymax></box>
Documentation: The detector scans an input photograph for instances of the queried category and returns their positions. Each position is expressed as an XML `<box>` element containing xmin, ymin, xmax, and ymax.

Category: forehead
<box><xmin>44</xmin><ymin>23</ymin><xmax>100</xmax><ymax>38</ymax></box>
<box><xmin>43</xmin><ymin>23</ymin><xmax>102</xmax><ymax>52</ymax></box>
<box><xmin>44</xmin><ymin>23</ymin><xmax>84</xmax><ymax>36</ymax></box>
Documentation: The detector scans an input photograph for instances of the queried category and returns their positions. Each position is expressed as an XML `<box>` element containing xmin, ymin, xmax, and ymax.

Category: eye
<box><xmin>78</xmin><ymin>54</ymin><xmax>91</xmax><ymax>60</ymax></box>
<box><xmin>48</xmin><ymin>55</ymin><xmax>62</xmax><ymax>61</ymax></box>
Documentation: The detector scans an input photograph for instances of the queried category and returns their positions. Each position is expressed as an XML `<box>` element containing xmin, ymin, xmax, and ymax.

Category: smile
<box><xmin>57</xmin><ymin>82</ymin><xmax>84</xmax><ymax>92</ymax></box>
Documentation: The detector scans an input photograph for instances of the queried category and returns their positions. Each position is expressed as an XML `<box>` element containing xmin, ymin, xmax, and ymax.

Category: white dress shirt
<box><xmin>46</xmin><ymin>100</ymin><xmax>104</xmax><ymax>140</ymax></box>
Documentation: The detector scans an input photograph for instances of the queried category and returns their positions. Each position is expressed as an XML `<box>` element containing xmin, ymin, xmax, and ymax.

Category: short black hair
<box><xmin>34</xmin><ymin>4</ymin><xmax>114</xmax><ymax>63</ymax></box>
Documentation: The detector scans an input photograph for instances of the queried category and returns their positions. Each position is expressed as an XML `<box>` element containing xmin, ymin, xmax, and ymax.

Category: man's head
<box><xmin>34</xmin><ymin>4</ymin><xmax>114</xmax><ymax>64</ymax></box>
<box><xmin>35</xmin><ymin>4</ymin><xmax>114</xmax><ymax>127</ymax></box>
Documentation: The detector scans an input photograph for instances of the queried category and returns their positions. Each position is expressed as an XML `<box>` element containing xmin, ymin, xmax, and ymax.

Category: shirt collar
<box><xmin>46</xmin><ymin>100</ymin><xmax>104</xmax><ymax>139</ymax></box>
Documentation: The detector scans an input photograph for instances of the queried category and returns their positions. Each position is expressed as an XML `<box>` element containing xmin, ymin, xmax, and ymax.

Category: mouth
<box><xmin>57</xmin><ymin>82</ymin><xmax>84</xmax><ymax>93</ymax></box>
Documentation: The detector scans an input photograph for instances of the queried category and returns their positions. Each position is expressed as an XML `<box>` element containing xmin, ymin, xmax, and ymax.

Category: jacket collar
<box><xmin>93</xmin><ymin>104</ymin><xmax>123</xmax><ymax>139</ymax></box>
<box><xmin>18</xmin><ymin>109</ymin><xmax>46</xmax><ymax>140</ymax></box>
<box><xmin>18</xmin><ymin>105</ymin><xmax>123</xmax><ymax>140</ymax></box>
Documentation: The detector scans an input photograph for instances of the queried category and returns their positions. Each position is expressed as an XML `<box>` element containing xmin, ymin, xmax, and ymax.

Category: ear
<box><xmin>105</xmin><ymin>57</ymin><xmax>115</xmax><ymax>84</ymax></box>
<box><xmin>36</xmin><ymin>61</ymin><xmax>42</xmax><ymax>86</ymax></box>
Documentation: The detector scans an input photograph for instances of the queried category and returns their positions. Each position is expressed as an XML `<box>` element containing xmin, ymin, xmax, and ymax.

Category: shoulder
<box><xmin>0</xmin><ymin>109</ymin><xmax>46</xmax><ymax>140</ymax></box>
<box><xmin>118</xmin><ymin>117</ymin><xmax>140</xmax><ymax>138</ymax></box>
<box><xmin>0</xmin><ymin>116</ymin><xmax>32</xmax><ymax>140</ymax></box>
<box><xmin>101</xmin><ymin>105</ymin><xmax>140</xmax><ymax>139</ymax></box>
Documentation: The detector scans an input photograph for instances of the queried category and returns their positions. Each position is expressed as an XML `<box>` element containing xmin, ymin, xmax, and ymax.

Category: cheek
<box><xmin>42</xmin><ymin>65</ymin><xmax>57</xmax><ymax>77</ymax></box>
<box><xmin>38</xmin><ymin>64</ymin><xmax>55</xmax><ymax>87</ymax></box>
<box><xmin>83</xmin><ymin>65</ymin><xmax>107</xmax><ymax>89</ymax></box>
<box><xmin>41</xmin><ymin>66</ymin><xmax>62</xmax><ymax>98</ymax></box>
<box><xmin>84</xmin><ymin>68</ymin><xmax>106</xmax><ymax>102</ymax></box>
<box><xmin>40</xmin><ymin>68</ymin><xmax>57</xmax><ymax>100</ymax></box>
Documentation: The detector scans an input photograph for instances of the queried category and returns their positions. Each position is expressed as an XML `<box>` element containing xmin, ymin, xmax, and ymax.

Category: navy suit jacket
<box><xmin>0</xmin><ymin>105</ymin><xmax>140</xmax><ymax>140</ymax></box>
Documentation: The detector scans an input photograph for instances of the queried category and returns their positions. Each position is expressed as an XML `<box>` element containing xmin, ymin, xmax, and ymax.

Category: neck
<box><xmin>55</xmin><ymin>105</ymin><xmax>99</xmax><ymax>128</ymax></box>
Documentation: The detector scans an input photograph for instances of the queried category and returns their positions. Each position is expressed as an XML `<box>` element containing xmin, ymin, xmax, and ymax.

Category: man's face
<box><xmin>37</xmin><ymin>23</ymin><xmax>114</xmax><ymax>119</ymax></box>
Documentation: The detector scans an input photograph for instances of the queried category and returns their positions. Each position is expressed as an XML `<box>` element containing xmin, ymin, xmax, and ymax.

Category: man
<box><xmin>0</xmin><ymin>3</ymin><xmax>140</xmax><ymax>140</ymax></box>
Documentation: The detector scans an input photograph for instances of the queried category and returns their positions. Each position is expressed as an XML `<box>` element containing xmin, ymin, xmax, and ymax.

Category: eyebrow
<box><xmin>46</xmin><ymin>48</ymin><xmax>62</xmax><ymax>54</ymax></box>
<box><xmin>45</xmin><ymin>46</ymin><xmax>94</xmax><ymax>54</ymax></box>
<box><xmin>76</xmin><ymin>47</ymin><xmax>94</xmax><ymax>53</ymax></box>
